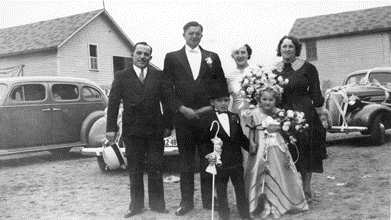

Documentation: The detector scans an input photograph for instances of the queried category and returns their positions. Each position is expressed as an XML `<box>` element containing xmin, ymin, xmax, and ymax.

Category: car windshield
<box><xmin>346</xmin><ymin>73</ymin><xmax>366</xmax><ymax>85</ymax></box>
<box><xmin>0</xmin><ymin>84</ymin><xmax>7</xmax><ymax>100</ymax></box>
<box><xmin>346</xmin><ymin>72</ymin><xmax>391</xmax><ymax>85</ymax></box>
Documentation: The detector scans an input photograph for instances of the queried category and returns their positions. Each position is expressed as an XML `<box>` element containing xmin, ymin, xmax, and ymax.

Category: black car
<box><xmin>325</xmin><ymin>67</ymin><xmax>391</xmax><ymax>145</ymax></box>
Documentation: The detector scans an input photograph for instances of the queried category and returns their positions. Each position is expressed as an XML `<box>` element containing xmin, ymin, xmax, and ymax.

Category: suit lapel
<box><xmin>228</xmin><ymin>112</ymin><xmax>238</xmax><ymax>140</ymax></box>
<box><xmin>212</xmin><ymin>113</ymin><xmax>230</xmax><ymax>139</ymax></box>
<box><xmin>196</xmin><ymin>48</ymin><xmax>209</xmax><ymax>84</ymax></box>
<box><xmin>176</xmin><ymin>47</ymin><xmax>194</xmax><ymax>79</ymax></box>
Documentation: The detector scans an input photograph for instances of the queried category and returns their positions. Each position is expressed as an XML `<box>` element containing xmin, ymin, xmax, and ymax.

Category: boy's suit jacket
<box><xmin>198</xmin><ymin>109</ymin><xmax>249</xmax><ymax>169</ymax></box>
<box><xmin>106</xmin><ymin>66</ymin><xmax>180</xmax><ymax>136</ymax></box>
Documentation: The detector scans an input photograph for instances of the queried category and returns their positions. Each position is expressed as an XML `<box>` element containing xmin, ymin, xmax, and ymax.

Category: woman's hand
<box><xmin>249</xmin><ymin>140</ymin><xmax>258</xmax><ymax>155</ymax></box>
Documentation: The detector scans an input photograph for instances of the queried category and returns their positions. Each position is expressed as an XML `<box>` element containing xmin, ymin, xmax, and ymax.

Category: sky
<box><xmin>1</xmin><ymin>0</ymin><xmax>391</xmax><ymax>73</ymax></box>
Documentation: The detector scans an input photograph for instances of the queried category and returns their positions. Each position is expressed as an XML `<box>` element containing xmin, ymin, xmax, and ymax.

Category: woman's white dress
<box><xmin>225</xmin><ymin>65</ymin><xmax>257</xmax><ymax>171</ymax></box>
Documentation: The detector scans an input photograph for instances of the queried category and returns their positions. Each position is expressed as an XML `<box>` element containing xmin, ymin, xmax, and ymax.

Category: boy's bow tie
<box><xmin>216</xmin><ymin>110</ymin><xmax>227</xmax><ymax>114</ymax></box>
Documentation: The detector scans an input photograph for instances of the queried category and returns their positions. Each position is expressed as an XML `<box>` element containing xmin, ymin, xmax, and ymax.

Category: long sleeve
<box><xmin>106</xmin><ymin>71</ymin><xmax>123</xmax><ymax>133</ymax></box>
<box><xmin>305</xmin><ymin>63</ymin><xmax>325</xmax><ymax>107</ymax></box>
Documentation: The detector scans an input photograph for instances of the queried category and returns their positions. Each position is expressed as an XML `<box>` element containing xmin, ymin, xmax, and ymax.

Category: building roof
<box><xmin>289</xmin><ymin>5</ymin><xmax>391</xmax><ymax>40</ymax></box>
<box><xmin>0</xmin><ymin>9</ymin><xmax>134</xmax><ymax>57</ymax></box>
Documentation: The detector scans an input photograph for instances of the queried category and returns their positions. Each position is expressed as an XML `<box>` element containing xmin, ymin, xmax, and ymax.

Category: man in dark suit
<box><xmin>163</xmin><ymin>21</ymin><xmax>227</xmax><ymax>216</ymax></box>
<box><xmin>106</xmin><ymin>42</ymin><xmax>180</xmax><ymax>218</ymax></box>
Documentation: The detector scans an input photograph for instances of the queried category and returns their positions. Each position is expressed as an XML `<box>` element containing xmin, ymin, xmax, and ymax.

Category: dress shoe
<box><xmin>150</xmin><ymin>208</ymin><xmax>169</xmax><ymax>214</ymax></box>
<box><xmin>260</xmin><ymin>203</ymin><xmax>270</xmax><ymax>219</ymax></box>
<box><xmin>304</xmin><ymin>191</ymin><xmax>313</xmax><ymax>203</ymax></box>
<box><xmin>270</xmin><ymin>205</ymin><xmax>281</xmax><ymax>219</ymax></box>
<box><xmin>124</xmin><ymin>209</ymin><xmax>143</xmax><ymax>218</ymax></box>
<box><xmin>175</xmin><ymin>205</ymin><xmax>194</xmax><ymax>216</ymax></box>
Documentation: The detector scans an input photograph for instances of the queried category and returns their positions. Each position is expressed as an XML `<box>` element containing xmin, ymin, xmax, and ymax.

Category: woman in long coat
<box><xmin>274</xmin><ymin>35</ymin><xmax>327</xmax><ymax>202</ymax></box>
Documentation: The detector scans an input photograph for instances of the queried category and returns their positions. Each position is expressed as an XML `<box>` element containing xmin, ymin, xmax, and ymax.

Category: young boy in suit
<box><xmin>198</xmin><ymin>83</ymin><xmax>252</xmax><ymax>220</ymax></box>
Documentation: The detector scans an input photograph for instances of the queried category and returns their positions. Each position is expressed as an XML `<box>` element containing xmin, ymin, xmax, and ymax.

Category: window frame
<box><xmin>88</xmin><ymin>43</ymin><xmax>99</xmax><ymax>71</ymax></box>
<box><xmin>305</xmin><ymin>40</ymin><xmax>318</xmax><ymax>61</ymax></box>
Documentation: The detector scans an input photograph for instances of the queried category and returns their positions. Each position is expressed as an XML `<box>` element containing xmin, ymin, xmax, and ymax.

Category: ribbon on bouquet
<box><xmin>205</xmin><ymin>120</ymin><xmax>222</xmax><ymax>175</ymax></box>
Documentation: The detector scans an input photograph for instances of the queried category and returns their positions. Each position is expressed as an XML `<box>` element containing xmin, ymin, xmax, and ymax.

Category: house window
<box><xmin>306</xmin><ymin>40</ymin><xmax>317</xmax><ymax>61</ymax></box>
<box><xmin>89</xmin><ymin>44</ymin><xmax>98</xmax><ymax>70</ymax></box>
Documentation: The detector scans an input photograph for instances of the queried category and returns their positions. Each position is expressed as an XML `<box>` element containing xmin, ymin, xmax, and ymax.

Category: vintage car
<box><xmin>81</xmin><ymin>106</ymin><xmax>179</xmax><ymax>172</ymax></box>
<box><xmin>0</xmin><ymin>76</ymin><xmax>108</xmax><ymax>156</ymax></box>
<box><xmin>325</xmin><ymin>67</ymin><xmax>391</xmax><ymax>145</ymax></box>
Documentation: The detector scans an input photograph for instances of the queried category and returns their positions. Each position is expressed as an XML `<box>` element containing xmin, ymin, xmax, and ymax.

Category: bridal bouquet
<box><xmin>274</xmin><ymin>109</ymin><xmax>309</xmax><ymax>144</ymax></box>
<box><xmin>240</xmin><ymin>65</ymin><xmax>288</xmax><ymax>105</ymax></box>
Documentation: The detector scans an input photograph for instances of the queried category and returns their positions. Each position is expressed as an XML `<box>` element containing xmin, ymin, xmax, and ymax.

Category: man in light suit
<box><xmin>163</xmin><ymin>21</ymin><xmax>227</xmax><ymax>216</ymax></box>
<box><xmin>106</xmin><ymin>42</ymin><xmax>180</xmax><ymax>218</ymax></box>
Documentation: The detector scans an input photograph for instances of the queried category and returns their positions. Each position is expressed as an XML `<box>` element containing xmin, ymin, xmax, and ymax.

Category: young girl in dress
<box><xmin>244</xmin><ymin>87</ymin><xmax>309</xmax><ymax>219</ymax></box>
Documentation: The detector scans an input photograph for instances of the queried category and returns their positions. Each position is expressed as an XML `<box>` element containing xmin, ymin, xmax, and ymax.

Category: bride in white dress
<box><xmin>225</xmin><ymin>43</ymin><xmax>259</xmax><ymax>173</ymax></box>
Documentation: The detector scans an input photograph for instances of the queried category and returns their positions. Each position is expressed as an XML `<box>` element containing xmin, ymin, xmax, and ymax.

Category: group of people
<box><xmin>105</xmin><ymin>21</ymin><xmax>328</xmax><ymax>220</ymax></box>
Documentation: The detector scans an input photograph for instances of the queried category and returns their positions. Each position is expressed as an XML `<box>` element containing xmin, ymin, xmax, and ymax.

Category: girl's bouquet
<box><xmin>274</xmin><ymin>109</ymin><xmax>309</xmax><ymax>144</ymax></box>
<box><xmin>240</xmin><ymin>65</ymin><xmax>288</xmax><ymax>105</ymax></box>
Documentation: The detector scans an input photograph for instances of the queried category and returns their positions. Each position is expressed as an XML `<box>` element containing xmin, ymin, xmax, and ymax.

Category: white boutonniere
<box><xmin>205</xmin><ymin>57</ymin><xmax>213</xmax><ymax>68</ymax></box>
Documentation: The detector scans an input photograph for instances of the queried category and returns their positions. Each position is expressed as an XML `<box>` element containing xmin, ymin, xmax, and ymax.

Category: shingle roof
<box><xmin>289</xmin><ymin>5</ymin><xmax>391</xmax><ymax>40</ymax></box>
<box><xmin>0</xmin><ymin>9</ymin><xmax>104</xmax><ymax>57</ymax></box>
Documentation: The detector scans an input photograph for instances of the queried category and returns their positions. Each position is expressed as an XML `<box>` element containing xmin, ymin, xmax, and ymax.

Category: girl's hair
<box><xmin>257</xmin><ymin>87</ymin><xmax>281</xmax><ymax>104</ymax></box>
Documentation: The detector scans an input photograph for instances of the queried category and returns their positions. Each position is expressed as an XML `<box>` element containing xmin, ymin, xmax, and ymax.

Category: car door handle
<box><xmin>42</xmin><ymin>108</ymin><xmax>51</xmax><ymax>112</ymax></box>
<box><xmin>52</xmin><ymin>108</ymin><xmax>62</xmax><ymax>111</ymax></box>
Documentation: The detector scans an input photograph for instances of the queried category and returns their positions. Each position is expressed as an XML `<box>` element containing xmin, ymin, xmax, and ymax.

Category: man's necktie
<box><xmin>139</xmin><ymin>68</ymin><xmax>145</xmax><ymax>83</ymax></box>
<box><xmin>216</xmin><ymin>110</ymin><xmax>227</xmax><ymax>114</ymax></box>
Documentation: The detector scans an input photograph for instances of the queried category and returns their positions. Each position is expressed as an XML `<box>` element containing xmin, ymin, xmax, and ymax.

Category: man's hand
<box><xmin>179</xmin><ymin>106</ymin><xmax>199</xmax><ymax>120</ymax></box>
<box><xmin>106</xmin><ymin>132</ymin><xmax>116</xmax><ymax>144</ymax></box>
<box><xmin>163</xmin><ymin>129</ymin><xmax>172</xmax><ymax>138</ymax></box>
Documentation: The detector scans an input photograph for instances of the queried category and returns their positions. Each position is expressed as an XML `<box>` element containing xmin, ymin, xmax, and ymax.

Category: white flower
<box><xmin>284</xmin><ymin>78</ymin><xmax>289</xmax><ymax>84</ymax></box>
<box><xmin>287</xmin><ymin>110</ymin><xmax>294</xmax><ymax>118</ymax></box>
<box><xmin>277</xmin><ymin>76</ymin><xmax>284</xmax><ymax>83</ymax></box>
<box><xmin>282</xmin><ymin>124</ymin><xmax>290</xmax><ymax>131</ymax></box>
<box><xmin>246</xmin><ymin>86</ymin><xmax>254</xmax><ymax>93</ymax></box>
<box><xmin>268</xmin><ymin>72</ymin><xmax>277</xmax><ymax>79</ymax></box>
<box><xmin>295</xmin><ymin>124</ymin><xmax>301</xmax><ymax>130</ymax></box>
<box><xmin>278</xmin><ymin>111</ymin><xmax>285</xmax><ymax>117</ymax></box>
<box><xmin>205</xmin><ymin>57</ymin><xmax>213</xmax><ymax>67</ymax></box>
<box><xmin>242</xmin><ymin>78</ymin><xmax>249</xmax><ymax>86</ymax></box>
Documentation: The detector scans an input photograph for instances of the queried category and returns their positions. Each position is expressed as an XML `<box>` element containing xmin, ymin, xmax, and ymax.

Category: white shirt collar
<box><xmin>133</xmin><ymin>65</ymin><xmax>148</xmax><ymax>75</ymax></box>
<box><xmin>185</xmin><ymin>45</ymin><xmax>201</xmax><ymax>53</ymax></box>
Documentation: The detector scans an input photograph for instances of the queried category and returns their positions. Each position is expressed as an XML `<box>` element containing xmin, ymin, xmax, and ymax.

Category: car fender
<box><xmin>80</xmin><ymin>110</ymin><xmax>105</xmax><ymax>147</ymax></box>
<box><xmin>346</xmin><ymin>103</ymin><xmax>391</xmax><ymax>127</ymax></box>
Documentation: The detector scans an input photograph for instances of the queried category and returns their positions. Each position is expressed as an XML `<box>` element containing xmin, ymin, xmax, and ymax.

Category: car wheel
<box><xmin>370</xmin><ymin>114</ymin><xmax>386</xmax><ymax>146</ymax></box>
<box><xmin>81</xmin><ymin>111</ymin><xmax>105</xmax><ymax>148</ymax></box>
<box><xmin>97</xmin><ymin>156</ymin><xmax>109</xmax><ymax>172</ymax></box>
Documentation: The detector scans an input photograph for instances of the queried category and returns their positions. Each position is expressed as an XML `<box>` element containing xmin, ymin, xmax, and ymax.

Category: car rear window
<box><xmin>11</xmin><ymin>84</ymin><xmax>46</xmax><ymax>101</ymax></box>
<box><xmin>82</xmin><ymin>86</ymin><xmax>102</xmax><ymax>101</ymax></box>
<box><xmin>52</xmin><ymin>84</ymin><xmax>79</xmax><ymax>100</ymax></box>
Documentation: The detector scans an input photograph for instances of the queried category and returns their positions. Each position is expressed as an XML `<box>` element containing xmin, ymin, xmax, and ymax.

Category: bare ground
<box><xmin>0</xmin><ymin>133</ymin><xmax>390</xmax><ymax>220</ymax></box>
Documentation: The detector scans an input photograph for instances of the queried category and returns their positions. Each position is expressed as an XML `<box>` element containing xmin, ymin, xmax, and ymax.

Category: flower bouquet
<box><xmin>240</xmin><ymin>65</ymin><xmax>288</xmax><ymax>106</ymax></box>
<box><xmin>274</xmin><ymin>109</ymin><xmax>309</xmax><ymax>144</ymax></box>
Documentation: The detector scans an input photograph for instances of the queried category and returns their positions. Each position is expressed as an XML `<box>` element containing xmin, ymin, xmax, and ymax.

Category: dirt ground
<box><xmin>0</xmin><ymin>133</ymin><xmax>390</xmax><ymax>220</ymax></box>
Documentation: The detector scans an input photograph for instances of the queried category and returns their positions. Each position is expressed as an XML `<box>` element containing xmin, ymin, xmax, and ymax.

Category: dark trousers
<box><xmin>124</xmin><ymin>135</ymin><xmax>165</xmax><ymax>211</ymax></box>
<box><xmin>215</xmin><ymin>164</ymin><xmax>250</xmax><ymax>220</ymax></box>
<box><xmin>175</xmin><ymin>116</ymin><xmax>212</xmax><ymax>207</ymax></box>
